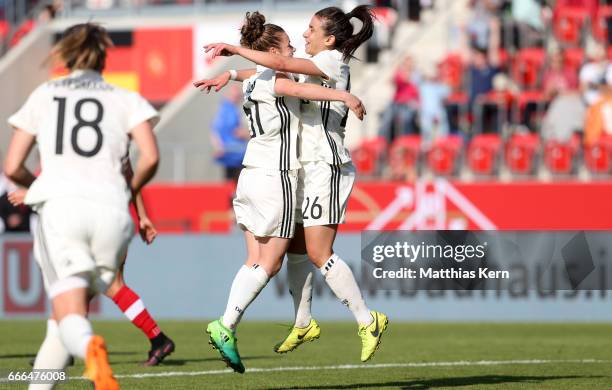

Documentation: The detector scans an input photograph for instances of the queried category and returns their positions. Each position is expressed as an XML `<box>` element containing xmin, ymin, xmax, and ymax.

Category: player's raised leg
<box><xmin>275</xmin><ymin>224</ymin><xmax>321</xmax><ymax>353</ymax></box>
<box><xmin>305</xmin><ymin>224</ymin><xmax>388</xmax><ymax>362</ymax></box>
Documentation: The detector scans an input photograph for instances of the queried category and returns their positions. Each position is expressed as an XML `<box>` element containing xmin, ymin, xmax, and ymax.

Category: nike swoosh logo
<box><xmin>370</xmin><ymin>314</ymin><xmax>379</xmax><ymax>337</ymax></box>
<box><xmin>297</xmin><ymin>325</ymin><xmax>312</xmax><ymax>340</ymax></box>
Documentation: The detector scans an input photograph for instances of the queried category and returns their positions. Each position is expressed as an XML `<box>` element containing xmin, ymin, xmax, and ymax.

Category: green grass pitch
<box><xmin>0</xmin><ymin>320</ymin><xmax>610</xmax><ymax>389</ymax></box>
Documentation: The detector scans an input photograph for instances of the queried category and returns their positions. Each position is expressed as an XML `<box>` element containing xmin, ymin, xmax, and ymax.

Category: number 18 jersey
<box><xmin>8</xmin><ymin>70</ymin><xmax>159</xmax><ymax>210</ymax></box>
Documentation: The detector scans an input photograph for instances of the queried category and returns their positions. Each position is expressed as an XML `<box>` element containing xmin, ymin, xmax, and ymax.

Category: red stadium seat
<box><xmin>585</xmin><ymin>135</ymin><xmax>612</xmax><ymax>174</ymax></box>
<box><xmin>505</xmin><ymin>133</ymin><xmax>541</xmax><ymax>175</ymax></box>
<box><xmin>553</xmin><ymin>6</ymin><xmax>590</xmax><ymax>46</ymax></box>
<box><xmin>512</xmin><ymin>48</ymin><xmax>546</xmax><ymax>89</ymax></box>
<box><xmin>389</xmin><ymin>135</ymin><xmax>421</xmax><ymax>179</ymax></box>
<box><xmin>426</xmin><ymin>135</ymin><xmax>463</xmax><ymax>176</ymax></box>
<box><xmin>593</xmin><ymin>6</ymin><xmax>612</xmax><ymax>42</ymax></box>
<box><xmin>543</xmin><ymin>136</ymin><xmax>580</xmax><ymax>175</ymax></box>
<box><xmin>352</xmin><ymin>136</ymin><xmax>387</xmax><ymax>176</ymax></box>
<box><xmin>467</xmin><ymin>134</ymin><xmax>502</xmax><ymax>176</ymax></box>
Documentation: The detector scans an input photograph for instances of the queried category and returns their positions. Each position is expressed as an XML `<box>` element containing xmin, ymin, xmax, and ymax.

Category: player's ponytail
<box><xmin>315</xmin><ymin>5</ymin><xmax>375</xmax><ymax>61</ymax></box>
<box><xmin>240</xmin><ymin>11</ymin><xmax>285</xmax><ymax>51</ymax></box>
<box><xmin>50</xmin><ymin>23</ymin><xmax>113</xmax><ymax>72</ymax></box>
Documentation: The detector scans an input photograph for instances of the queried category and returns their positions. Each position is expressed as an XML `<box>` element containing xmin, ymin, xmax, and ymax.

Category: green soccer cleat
<box><xmin>358</xmin><ymin>311</ymin><xmax>388</xmax><ymax>362</ymax></box>
<box><xmin>206</xmin><ymin>318</ymin><xmax>245</xmax><ymax>373</ymax></box>
<box><xmin>274</xmin><ymin>319</ymin><xmax>321</xmax><ymax>353</ymax></box>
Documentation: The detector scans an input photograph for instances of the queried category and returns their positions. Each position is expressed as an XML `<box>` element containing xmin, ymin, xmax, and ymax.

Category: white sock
<box><xmin>58</xmin><ymin>314</ymin><xmax>93</xmax><ymax>359</ymax></box>
<box><xmin>320</xmin><ymin>254</ymin><xmax>373</xmax><ymax>327</ymax></box>
<box><xmin>222</xmin><ymin>264</ymin><xmax>270</xmax><ymax>330</ymax></box>
<box><xmin>287</xmin><ymin>253</ymin><xmax>314</xmax><ymax>328</ymax></box>
<box><xmin>29</xmin><ymin>320</ymin><xmax>71</xmax><ymax>390</ymax></box>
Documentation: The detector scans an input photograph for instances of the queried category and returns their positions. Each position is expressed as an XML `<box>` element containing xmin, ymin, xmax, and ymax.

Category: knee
<box><xmin>306</xmin><ymin>247</ymin><xmax>332</xmax><ymax>267</ymax></box>
<box><xmin>104</xmin><ymin>277</ymin><xmax>124</xmax><ymax>299</ymax></box>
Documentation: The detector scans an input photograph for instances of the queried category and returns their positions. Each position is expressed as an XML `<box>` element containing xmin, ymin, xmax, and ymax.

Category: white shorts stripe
<box><xmin>48</xmin><ymin>276</ymin><xmax>89</xmax><ymax>299</ymax></box>
<box><xmin>124</xmin><ymin>299</ymin><xmax>145</xmax><ymax>321</ymax></box>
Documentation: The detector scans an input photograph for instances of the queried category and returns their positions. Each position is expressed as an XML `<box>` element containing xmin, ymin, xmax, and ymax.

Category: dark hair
<box><xmin>315</xmin><ymin>5</ymin><xmax>375</xmax><ymax>61</ymax></box>
<box><xmin>240</xmin><ymin>11</ymin><xmax>285</xmax><ymax>51</ymax></box>
<box><xmin>51</xmin><ymin>23</ymin><xmax>113</xmax><ymax>72</ymax></box>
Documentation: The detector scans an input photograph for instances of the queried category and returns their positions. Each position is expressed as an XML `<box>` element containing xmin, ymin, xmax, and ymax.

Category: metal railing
<box><xmin>60</xmin><ymin>0</ymin><xmax>340</xmax><ymax>17</ymax></box>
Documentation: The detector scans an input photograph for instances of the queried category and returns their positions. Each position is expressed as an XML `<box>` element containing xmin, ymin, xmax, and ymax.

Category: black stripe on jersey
<box><xmin>280</xmin><ymin>171</ymin><xmax>293</xmax><ymax>238</ymax></box>
<box><xmin>275</xmin><ymin>97</ymin><xmax>291</xmax><ymax>171</ymax></box>
<box><xmin>329</xmin><ymin>165</ymin><xmax>341</xmax><ymax>224</ymax></box>
<box><xmin>321</xmin><ymin>100</ymin><xmax>342</xmax><ymax>166</ymax></box>
<box><xmin>243</xmin><ymin>106</ymin><xmax>257</xmax><ymax>138</ymax></box>
<box><xmin>248</xmin><ymin>97</ymin><xmax>265</xmax><ymax>136</ymax></box>
<box><xmin>340</xmin><ymin>73</ymin><xmax>351</xmax><ymax>128</ymax></box>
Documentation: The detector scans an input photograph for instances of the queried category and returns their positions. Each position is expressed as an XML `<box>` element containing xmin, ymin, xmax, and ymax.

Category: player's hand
<box><xmin>204</xmin><ymin>43</ymin><xmax>238</xmax><ymax>59</ymax></box>
<box><xmin>7</xmin><ymin>188</ymin><xmax>27</xmax><ymax>206</ymax></box>
<box><xmin>138</xmin><ymin>216</ymin><xmax>158</xmax><ymax>245</ymax></box>
<box><xmin>345</xmin><ymin>94</ymin><xmax>366</xmax><ymax>121</ymax></box>
<box><xmin>193</xmin><ymin>72</ymin><xmax>231</xmax><ymax>93</ymax></box>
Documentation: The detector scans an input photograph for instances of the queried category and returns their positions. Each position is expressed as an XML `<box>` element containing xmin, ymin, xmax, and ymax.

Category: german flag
<box><xmin>52</xmin><ymin>27</ymin><xmax>193</xmax><ymax>105</ymax></box>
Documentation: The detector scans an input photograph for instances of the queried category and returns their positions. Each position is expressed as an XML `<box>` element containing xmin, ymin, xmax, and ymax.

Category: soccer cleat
<box><xmin>206</xmin><ymin>318</ymin><xmax>245</xmax><ymax>374</ymax></box>
<box><xmin>358</xmin><ymin>311</ymin><xmax>388</xmax><ymax>362</ymax></box>
<box><xmin>274</xmin><ymin>319</ymin><xmax>321</xmax><ymax>353</ymax></box>
<box><xmin>143</xmin><ymin>335</ymin><xmax>175</xmax><ymax>367</ymax></box>
<box><xmin>83</xmin><ymin>335</ymin><xmax>119</xmax><ymax>390</ymax></box>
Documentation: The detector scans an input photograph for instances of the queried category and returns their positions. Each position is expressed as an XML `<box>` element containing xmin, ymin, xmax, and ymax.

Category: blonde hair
<box><xmin>50</xmin><ymin>23</ymin><xmax>113</xmax><ymax>72</ymax></box>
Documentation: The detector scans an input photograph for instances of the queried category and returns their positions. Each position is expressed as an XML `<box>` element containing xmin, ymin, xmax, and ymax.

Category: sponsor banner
<box><xmin>362</xmin><ymin>231</ymin><xmax>612</xmax><ymax>290</ymax></box>
<box><xmin>1</xmin><ymin>234</ymin><xmax>611</xmax><ymax>321</ymax></box>
<box><xmin>143</xmin><ymin>181</ymin><xmax>612</xmax><ymax>233</ymax></box>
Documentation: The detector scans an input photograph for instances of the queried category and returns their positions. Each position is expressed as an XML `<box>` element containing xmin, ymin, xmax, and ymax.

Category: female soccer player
<box><xmin>3</xmin><ymin>23</ymin><xmax>160</xmax><ymax>389</ymax></box>
<box><xmin>200</xmin><ymin>11</ymin><xmax>366</xmax><ymax>374</ymax></box>
<box><xmin>200</xmin><ymin>5</ymin><xmax>388</xmax><ymax>363</ymax></box>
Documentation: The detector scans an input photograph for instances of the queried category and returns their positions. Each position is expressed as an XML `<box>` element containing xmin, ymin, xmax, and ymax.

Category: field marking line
<box><xmin>3</xmin><ymin>359</ymin><xmax>604</xmax><ymax>382</ymax></box>
<box><xmin>65</xmin><ymin>359</ymin><xmax>610</xmax><ymax>380</ymax></box>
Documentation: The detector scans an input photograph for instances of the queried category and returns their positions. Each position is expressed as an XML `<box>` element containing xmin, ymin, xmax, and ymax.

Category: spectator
<box><xmin>542</xmin><ymin>93</ymin><xmax>586</xmax><ymax>143</ymax></box>
<box><xmin>467</xmin><ymin>17</ymin><xmax>501</xmax><ymax>109</ymax></box>
<box><xmin>466</xmin><ymin>0</ymin><xmax>501</xmax><ymax>49</ymax></box>
<box><xmin>543</xmin><ymin>49</ymin><xmax>578</xmax><ymax>99</ymax></box>
<box><xmin>379</xmin><ymin>55</ymin><xmax>420</xmax><ymax>141</ymax></box>
<box><xmin>419</xmin><ymin>65</ymin><xmax>451</xmax><ymax>146</ymax></box>
<box><xmin>511</xmin><ymin>0</ymin><xmax>548</xmax><ymax>48</ymax></box>
<box><xmin>211</xmin><ymin>84</ymin><xmax>248</xmax><ymax>183</ymax></box>
<box><xmin>579</xmin><ymin>41</ymin><xmax>608</xmax><ymax>107</ymax></box>
<box><xmin>584</xmin><ymin>69</ymin><xmax>612</xmax><ymax>147</ymax></box>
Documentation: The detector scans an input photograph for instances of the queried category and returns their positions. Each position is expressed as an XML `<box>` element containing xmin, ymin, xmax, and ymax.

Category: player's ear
<box><xmin>324</xmin><ymin>34</ymin><xmax>336</xmax><ymax>49</ymax></box>
<box><xmin>269</xmin><ymin>47</ymin><xmax>279</xmax><ymax>55</ymax></box>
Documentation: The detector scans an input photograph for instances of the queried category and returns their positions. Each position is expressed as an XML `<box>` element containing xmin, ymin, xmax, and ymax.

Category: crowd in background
<box><xmin>379</xmin><ymin>0</ymin><xmax>612</xmax><ymax>147</ymax></box>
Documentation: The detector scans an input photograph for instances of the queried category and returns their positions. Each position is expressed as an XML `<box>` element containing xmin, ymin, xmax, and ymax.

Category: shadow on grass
<box><xmin>271</xmin><ymin>375</ymin><xmax>604</xmax><ymax>389</ymax></box>
<box><xmin>123</xmin><ymin>355</ymin><xmax>270</xmax><ymax>366</ymax></box>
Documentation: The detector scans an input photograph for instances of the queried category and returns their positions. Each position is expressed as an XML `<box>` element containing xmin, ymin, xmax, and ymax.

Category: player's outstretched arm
<box><xmin>3</xmin><ymin>129</ymin><xmax>36</xmax><ymax>188</ymax></box>
<box><xmin>130</xmin><ymin>120</ymin><xmax>159</xmax><ymax>195</ymax></box>
<box><xmin>274</xmin><ymin>76</ymin><xmax>366</xmax><ymax>120</ymax></box>
<box><xmin>204</xmin><ymin>43</ymin><xmax>325</xmax><ymax>77</ymax></box>
<box><xmin>193</xmin><ymin>69</ymin><xmax>256</xmax><ymax>93</ymax></box>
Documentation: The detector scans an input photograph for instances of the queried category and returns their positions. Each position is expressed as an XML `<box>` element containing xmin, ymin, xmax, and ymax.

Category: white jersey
<box><xmin>241</xmin><ymin>66</ymin><xmax>301</xmax><ymax>171</ymax></box>
<box><xmin>8</xmin><ymin>69</ymin><xmax>159</xmax><ymax>210</ymax></box>
<box><xmin>299</xmin><ymin>49</ymin><xmax>352</xmax><ymax>165</ymax></box>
